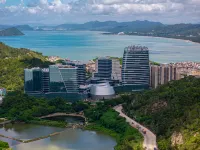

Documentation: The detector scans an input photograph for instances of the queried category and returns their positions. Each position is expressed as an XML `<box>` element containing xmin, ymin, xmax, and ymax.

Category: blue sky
<box><xmin>0</xmin><ymin>0</ymin><xmax>200</xmax><ymax>25</ymax></box>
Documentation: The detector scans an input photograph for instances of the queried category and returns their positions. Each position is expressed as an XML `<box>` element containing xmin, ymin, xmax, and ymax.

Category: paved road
<box><xmin>114</xmin><ymin>105</ymin><xmax>157</xmax><ymax>150</ymax></box>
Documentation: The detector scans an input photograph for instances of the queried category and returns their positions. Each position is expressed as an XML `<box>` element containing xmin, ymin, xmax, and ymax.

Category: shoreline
<box><xmin>101</xmin><ymin>32</ymin><xmax>200</xmax><ymax>45</ymax></box>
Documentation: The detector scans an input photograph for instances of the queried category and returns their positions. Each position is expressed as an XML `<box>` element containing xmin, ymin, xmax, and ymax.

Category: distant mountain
<box><xmin>0</xmin><ymin>27</ymin><xmax>24</xmax><ymax>36</ymax></box>
<box><xmin>0</xmin><ymin>25</ymin><xmax>33</xmax><ymax>31</ymax></box>
<box><xmin>0</xmin><ymin>25</ymin><xmax>11</xmax><ymax>30</ymax></box>
<box><xmin>152</xmin><ymin>23</ymin><xmax>200</xmax><ymax>36</ymax></box>
<box><xmin>52</xmin><ymin>20</ymin><xmax>164</xmax><ymax>32</ymax></box>
<box><xmin>126</xmin><ymin>23</ymin><xmax>200</xmax><ymax>43</ymax></box>
<box><xmin>15</xmin><ymin>25</ymin><xmax>34</xmax><ymax>31</ymax></box>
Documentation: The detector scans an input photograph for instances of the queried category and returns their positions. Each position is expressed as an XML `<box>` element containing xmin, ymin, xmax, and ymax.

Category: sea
<box><xmin>0</xmin><ymin>31</ymin><xmax>200</xmax><ymax>63</ymax></box>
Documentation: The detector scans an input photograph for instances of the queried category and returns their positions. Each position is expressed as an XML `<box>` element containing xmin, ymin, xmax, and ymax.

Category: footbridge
<box><xmin>39</xmin><ymin>112</ymin><xmax>87</xmax><ymax>122</ymax></box>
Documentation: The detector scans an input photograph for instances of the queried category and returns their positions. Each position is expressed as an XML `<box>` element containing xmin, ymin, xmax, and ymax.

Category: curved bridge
<box><xmin>39</xmin><ymin>112</ymin><xmax>87</xmax><ymax>122</ymax></box>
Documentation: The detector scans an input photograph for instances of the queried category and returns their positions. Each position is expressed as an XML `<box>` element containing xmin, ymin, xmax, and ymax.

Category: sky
<box><xmin>0</xmin><ymin>0</ymin><xmax>200</xmax><ymax>25</ymax></box>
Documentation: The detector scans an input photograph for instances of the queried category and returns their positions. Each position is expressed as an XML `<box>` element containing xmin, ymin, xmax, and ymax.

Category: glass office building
<box><xmin>42</xmin><ymin>68</ymin><xmax>50</xmax><ymax>93</ymax></box>
<box><xmin>94</xmin><ymin>57</ymin><xmax>112</xmax><ymax>80</ymax></box>
<box><xmin>65</xmin><ymin>61</ymin><xmax>86</xmax><ymax>85</ymax></box>
<box><xmin>24</xmin><ymin>65</ymin><xmax>86</xmax><ymax>102</ymax></box>
<box><xmin>49</xmin><ymin>65</ymin><xmax>79</xmax><ymax>93</ymax></box>
<box><xmin>122</xmin><ymin>45</ymin><xmax>150</xmax><ymax>91</ymax></box>
<box><xmin>24</xmin><ymin>68</ymin><xmax>42</xmax><ymax>93</ymax></box>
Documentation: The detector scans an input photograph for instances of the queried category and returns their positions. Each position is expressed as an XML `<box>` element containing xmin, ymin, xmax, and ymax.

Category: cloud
<box><xmin>0</xmin><ymin>0</ymin><xmax>6</xmax><ymax>4</ymax></box>
<box><xmin>0</xmin><ymin>0</ymin><xmax>200</xmax><ymax>24</ymax></box>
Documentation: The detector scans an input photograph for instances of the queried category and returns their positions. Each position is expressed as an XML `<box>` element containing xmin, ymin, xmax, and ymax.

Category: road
<box><xmin>114</xmin><ymin>105</ymin><xmax>157</xmax><ymax>150</ymax></box>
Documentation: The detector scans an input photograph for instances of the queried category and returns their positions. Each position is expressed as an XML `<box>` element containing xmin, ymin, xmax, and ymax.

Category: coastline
<box><xmin>102</xmin><ymin>32</ymin><xmax>200</xmax><ymax>45</ymax></box>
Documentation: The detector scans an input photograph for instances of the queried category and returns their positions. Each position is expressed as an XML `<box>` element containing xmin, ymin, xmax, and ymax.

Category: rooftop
<box><xmin>98</xmin><ymin>56</ymin><xmax>111</xmax><ymax>60</ymax></box>
<box><xmin>24</xmin><ymin>67</ymin><xmax>41</xmax><ymax>71</ymax></box>
<box><xmin>124</xmin><ymin>45</ymin><xmax>149</xmax><ymax>52</ymax></box>
<box><xmin>51</xmin><ymin>65</ymin><xmax>77</xmax><ymax>69</ymax></box>
<box><xmin>65</xmin><ymin>60</ymin><xmax>85</xmax><ymax>65</ymax></box>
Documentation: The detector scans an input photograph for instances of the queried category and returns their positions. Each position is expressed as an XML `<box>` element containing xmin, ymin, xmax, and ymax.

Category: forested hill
<box><xmin>0</xmin><ymin>42</ymin><xmax>52</xmax><ymax>91</ymax></box>
<box><xmin>55</xmin><ymin>20</ymin><xmax>163</xmax><ymax>32</ymax></box>
<box><xmin>0</xmin><ymin>42</ymin><xmax>45</xmax><ymax>60</ymax></box>
<box><xmin>123</xmin><ymin>76</ymin><xmax>200</xmax><ymax>150</ymax></box>
<box><xmin>0</xmin><ymin>27</ymin><xmax>24</xmax><ymax>36</ymax></box>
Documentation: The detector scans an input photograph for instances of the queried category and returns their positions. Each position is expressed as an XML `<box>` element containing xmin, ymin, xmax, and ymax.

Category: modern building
<box><xmin>65</xmin><ymin>60</ymin><xmax>86</xmax><ymax>85</ymax></box>
<box><xmin>150</xmin><ymin>65</ymin><xmax>159</xmax><ymax>89</ymax></box>
<box><xmin>49</xmin><ymin>65</ymin><xmax>79</xmax><ymax>93</ymax></box>
<box><xmin>90</xmin><ymin>82</ymin><xmax>115</xmax><ymax>100</ymax></box>
<box><xmin>111</xmin><ymin>59</ymin><xmax>121</xmax><ymax>81</ymax></box>
<box><xmin>150</xmin><ymin>64</ymin><xmax>181</xmax><ymax>88</ymax></box>
<box><xmin>94</xmin><ymin>57</ymin><xmax>121</xmax><ymax>82</ymax></box>
<box><xmin>42</xmin><ymin>68</ymin><xmax>50</xmax><ymax>93</ymax></box>
<box><xmin>121</xmin><ymin>45</ymin><xmax>150</xmax><ymax>91</ymax></box>
<box><xmin>24</xmin><ymin>68</ymin><xmax>43</xmax><ymax>94</ymax></box>
<box><xmin>94</xmin><ymin>57</ymin><xmax>112</xmax><ymax>80</ymax></box>
<box><xmin>24</xmin><ymin>64</ymin><xmax>87</xmax><ymax>102</ymax></box>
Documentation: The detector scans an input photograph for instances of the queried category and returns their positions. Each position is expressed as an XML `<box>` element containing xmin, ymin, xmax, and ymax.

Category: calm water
<box><xmin>45</xmin><ymin>116</ymin><xmax>85</xmax><ymax>124</ymax></box>
<box><xmin>0</xmin><ymin>31</ymin><xmax>200</xmax><ymax>63</ymax></box>
<box><xmin>0</xmin><ymin>123</ymin><xmax>116</xmax><ymax>150</ymax></box>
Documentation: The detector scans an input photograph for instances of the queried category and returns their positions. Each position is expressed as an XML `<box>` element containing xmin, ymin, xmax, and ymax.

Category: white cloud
<box><xmin>0</xmin><ymin>0</ymin><xmax>200</xmax><ymax>24</ymax></box>
<box><xmin>0</xmin><ymin>0</ymin><xmax>6</xmax><ymax>4</ymax></box>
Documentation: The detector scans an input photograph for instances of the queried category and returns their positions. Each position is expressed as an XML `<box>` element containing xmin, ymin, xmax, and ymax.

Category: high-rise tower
<box><xmin>122</xmin><ymin>45</ymin><xmax>150</xmax><ymax>91</ymax></box>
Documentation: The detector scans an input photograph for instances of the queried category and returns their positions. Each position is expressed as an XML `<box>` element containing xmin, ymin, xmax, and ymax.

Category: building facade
<box><xmin>122</xmin><ymin>45</ymin><xmax>150</xmax><ymax>91</ymax></box>
<box><xmin>49</xmin><ymin>65</ymin><xmax>79</xmax><ymax>93</ymax></box>
<box><xmin>65</xmin><ymin>60</ymin><xmax>86</xmax><ymax>85</ymax></box>
<box><xmin>24</xmin><ymin>68</ymin><xmax>43</xmax><ymax>94</ymax></box>
<box><xmin>24</xmin><ymin>64</ymin><xmax>87</xmax><ymax>102</ymax></box>
<box><xmin>94</xmin><ymin>57</ymin><xmax>121</xmax><ymax>82</ymax></box>
<box><xmin>94</xmin><ymin>57</ymin><xmax>112</xmax><ymax>80</ymax></box>
<box><xmin>111</xmin><ymin>59</ymin><xmax>121</xmax><ymax>81</ymax></box>
<box><xmin>150</xmin><ymin>64</ymin><xmax>181</xmax><ymax>88</ymax></box>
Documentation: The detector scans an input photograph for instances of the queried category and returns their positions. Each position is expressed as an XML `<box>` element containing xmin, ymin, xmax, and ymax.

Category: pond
<box><xmin>0</xmin><ymin>117</ymin><xmax>116</xmax><ymax>150</ymax></box>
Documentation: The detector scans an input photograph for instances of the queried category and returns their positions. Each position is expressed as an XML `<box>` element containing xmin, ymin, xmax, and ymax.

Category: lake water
<box><xmin>0</xmin><ymin>123</ymin><xmax>116</xmax><ymax>150</ymax></box>
<box><xmin>0</xmin><ymin>31</ymin><xmax>200</xmax><ymax>63</ymax></box>
<box><xmin>45</xmin><ymin>116</ymin><xmax>85</xmax><ymax>124</ymax></box>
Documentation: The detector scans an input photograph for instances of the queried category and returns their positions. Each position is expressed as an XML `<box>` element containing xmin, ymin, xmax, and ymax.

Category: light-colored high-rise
<box><xmin>150</xmin><ymin>64</ymin><xmax>182</xmax><ymax>88</ymax></box>
<box><xmin>111</xmin><ymin>59</ymin><xmax>121</xmax><ymax>81</ymax></box>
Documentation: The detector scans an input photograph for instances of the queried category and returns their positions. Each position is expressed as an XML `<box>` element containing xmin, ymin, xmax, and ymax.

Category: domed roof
<box><xmin>90</xmin><ymin>82</ymin><xmax>115</xmax><ymax>96</ymax></box>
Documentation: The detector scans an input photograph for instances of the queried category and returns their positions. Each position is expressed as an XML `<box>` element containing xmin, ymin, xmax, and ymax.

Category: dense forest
<box><xmin>123</xmin><ymin>76</ymin><xmax>200</xmax><ymax>150</ymax></box>
<box><xmin>0</xmin><ymin>91</ymin><xmax>89</xmax><ymax>122</ymax></box>
<box><xmin>0</xmin><ymin>42</ymin><xmax>52</xmax><ymax>91</ymax></box>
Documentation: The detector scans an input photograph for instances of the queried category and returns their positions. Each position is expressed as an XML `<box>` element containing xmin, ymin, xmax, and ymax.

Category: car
<box><xmin>142</xmin><ymin>129</ymin><xmax>146</xmax><ymax>134</ymax></box>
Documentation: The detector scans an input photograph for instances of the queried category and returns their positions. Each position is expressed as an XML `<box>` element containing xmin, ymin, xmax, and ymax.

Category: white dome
<box><xmin>90</xmin><ymin>82</ymin><xmax>115</xmax><ymax>96</ymax></box>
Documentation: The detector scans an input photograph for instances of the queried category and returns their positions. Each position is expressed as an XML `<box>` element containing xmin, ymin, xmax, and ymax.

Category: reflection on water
<box><xmin>0</xmin><ymin>123</ymin><xmax>65</xmax><ymax>140</ymax></box>
<box><xmin>0</xmin><ymin>123</ymin><xmax>116</xmax><ymax>150</ymax></box>
<box><xmin>45</xmin><ymin>116</ymin><xmax>85</xmax><ymax>124</ymax></box>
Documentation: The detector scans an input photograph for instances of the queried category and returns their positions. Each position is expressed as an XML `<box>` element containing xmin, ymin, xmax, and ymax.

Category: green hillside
<box><xmin>0</xmin><ymin>42</ymin><xmax>52</xmax><ymax>91</ymax></box>
<box><xmin>123</xmin><ymin>76</ymin><xmax>200</xmax><ymax>150</ymax></box>
<box><xmin>0</xmin><ymin>27</ymin><xmax>24</xmax><ymax>36</ymax></box>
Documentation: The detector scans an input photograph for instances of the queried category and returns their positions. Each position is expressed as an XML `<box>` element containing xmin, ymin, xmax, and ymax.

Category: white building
<box><xmin>111</xmin><ymin>59</ymin><xmax>121</xmax><ymax>81</ymax></box>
